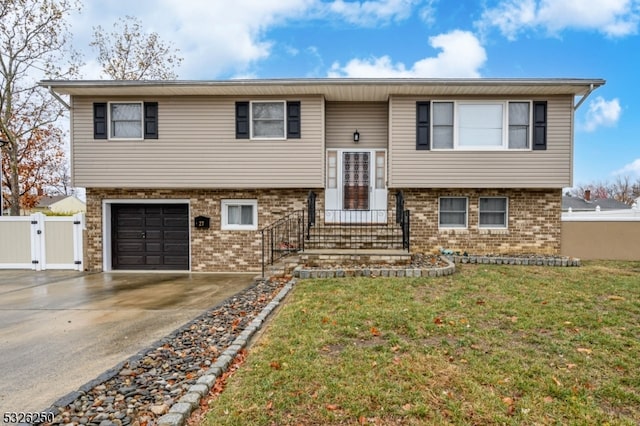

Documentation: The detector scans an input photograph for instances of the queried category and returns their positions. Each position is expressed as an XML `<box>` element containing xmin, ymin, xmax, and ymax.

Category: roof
<box><xmin>40</xmin><ymin>78</ymin><xmax>606</xmax><ymax>102</ymax></box>
<box><xmin>562</xmin><ymin>196</ymin><xmax>631</xmax><ymax>211</ymax></box>
<box><xmin>36</xmin><ymin>195</ymin><xmax>85</xmax><ymax>208</ymax></box>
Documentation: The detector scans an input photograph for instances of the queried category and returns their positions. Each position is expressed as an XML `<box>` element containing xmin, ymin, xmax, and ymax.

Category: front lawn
<box><xmin>201</xmin><ymin>261</ymin><xmax>640</xmax><ymax>425</ymax></box>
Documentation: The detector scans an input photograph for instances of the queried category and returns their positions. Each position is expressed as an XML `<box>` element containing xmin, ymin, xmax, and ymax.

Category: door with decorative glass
<box><xmin>325</xmin><ymin>149</ymin><xmax>387</xmax><ymax>223</ymax></box>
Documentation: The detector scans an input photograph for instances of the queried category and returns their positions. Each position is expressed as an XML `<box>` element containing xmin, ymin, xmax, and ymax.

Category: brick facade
<box><xmin>85</xmin><ymin>188</ymin><xmax>319</xmax><ymax>272</ymax></box>
<box><xmin>85</xmin><ymin>187</ymin><xmax>560</xmax><ymax>272</ymax></box>
<box><xmin>394</xmin><ymin>188</ymin><xmax>561</xmax><ymax>255</ymax></box>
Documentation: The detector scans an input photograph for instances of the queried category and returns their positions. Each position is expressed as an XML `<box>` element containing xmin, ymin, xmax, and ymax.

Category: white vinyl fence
<box><xmin>0</xmin><ymin>212</ymin><xmax>84</xmax><ymax>270</ymax></box>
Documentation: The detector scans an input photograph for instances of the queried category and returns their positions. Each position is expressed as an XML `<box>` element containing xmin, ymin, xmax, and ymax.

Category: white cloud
<box><xmin>72</xmin><ymin>0</ymin><xmax>426</xmax><ymax>79</ymax></box>
<box><xmin>614</xmin><ymin>158</ymin><xmax>640</xmax><ymax>176</ymax></box>
<box><xmin>583</xmin><ymin>96</ymin><xmax>622</xmax><ymax>131</ymax></box>
<box><xmin>328</xmin><ymin>30</ymin><xmax>486</xmax><ymax>77</ymax></box>
<box><xmin>478</xmin><ymin>0</ymin><xmax>640</xmax><ymax>40</ymax></box>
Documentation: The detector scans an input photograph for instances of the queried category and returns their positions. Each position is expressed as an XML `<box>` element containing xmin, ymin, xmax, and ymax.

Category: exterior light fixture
<box><xmin>353</xmin><ymin>130</ymin><xmax>360</xmax><ymax>143</ymax></box>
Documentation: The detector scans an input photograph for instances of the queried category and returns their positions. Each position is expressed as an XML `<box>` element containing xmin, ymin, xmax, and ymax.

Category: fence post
<box><xmin>30</xmin><ymin>212</ymin><xmax>46</xmax><ymax>271</ymax></box>
<box><xmin>73</xmin><ymin>213</ymin><xmax>85</xmax><ymax>271</ymax></box>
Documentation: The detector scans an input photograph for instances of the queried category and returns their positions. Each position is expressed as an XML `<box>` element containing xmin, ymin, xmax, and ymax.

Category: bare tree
<box><xmin>571</xmin><ymin>175</ymin><xmax>640</xmax><ymax>205</ymax></box>
<box><xmin>0</xmin><ymin>0</ymin><xmax>82</xmax><ymax>215</ymax></box>
<box><xmin>91</xmin><ymin>16</ymin><xmax>183</xmax><ymax>80</ymax></box>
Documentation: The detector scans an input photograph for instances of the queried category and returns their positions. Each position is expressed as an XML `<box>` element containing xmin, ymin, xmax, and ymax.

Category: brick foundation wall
<box><xmin>393</xmin><ymin>188</ymin><xmax>561</xmax><ymax>255</ymax></box>
<box><xmin>85</xmin><ymin>188</ymin><xmax>320</xmax><ymax>272</ymax></box>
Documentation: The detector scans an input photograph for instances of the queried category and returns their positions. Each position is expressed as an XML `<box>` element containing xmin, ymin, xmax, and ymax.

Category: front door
<box><xmin>325</xmin><ymin>149</ymin><xmax>387</xmax><ymax>223</ymax></box>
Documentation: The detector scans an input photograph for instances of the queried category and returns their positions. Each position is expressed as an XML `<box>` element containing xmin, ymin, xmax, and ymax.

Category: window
<box><xmin>508</xmin><ymin>102</ymin><xmax>530</xmax><ymax>149</ymax></box>
<box><xmin>375</xmin><ymin>151</ymin><xmax>385</xmax><ymax>188</ymax></box>
<box><xmin>327</xmin><ymin>151</ymin><xmax>337</xmax><ymax>189</ymax></box>
<box><xmin>433</xmin><ymin>102</ymin><xmax>453</xmax><ymax>149</ymax></box>
<box><xmin>252</xmin><ymin>101</ymin><xmax>285</xmax><ymax>139</ymax></box>
<box><xmin>458</xmin><ymin>103</ymin><xmax>503</xmax><ymax>148</ymax></box>
<box><xmin>439</xmin><ymin>197</ymin><xmax>467</xmax><ymax>228</ymax></box>
<box><xmin>93</xmin><ymin>102</ymin><xmax>158</xmax><ymax>140</ymax></box>
<box><xmin>236</xmin><ymin>101</ymin><xmax>300</xmax><ymax>140</ymax></box>
<box><xmin>425</xmin><ymin>101</ymin><xmax>540</xmax><ymax>151</ymax></box>
<box><xmin>110</xmin><ymin>102</ymin><xmax>143</xmax><ymax>139</ymax></box>
<box><xmin>221</xmin><ymin>200</ymin><xmax>258</xmax><ymax>230</ymax></box>
<box><xmin>479</xmin><ymin>197</ymin><xmax>508</xmax><ymax>228</ymax></box>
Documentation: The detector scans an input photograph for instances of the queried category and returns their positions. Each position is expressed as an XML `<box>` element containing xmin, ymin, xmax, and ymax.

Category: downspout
<box><xmin>574</xmin><ymin>83</ymin><xmax>595</xmax><ymax>111</ymax></box>
<box><xmin>48</xmin><ymin>86</ymin><xmax>70</xmax><ymax>110</ymax></box>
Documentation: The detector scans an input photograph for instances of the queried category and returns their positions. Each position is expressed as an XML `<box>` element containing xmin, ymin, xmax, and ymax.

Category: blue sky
<box><xmin>69</xmin><ymin>0</ymin><xmax>640</xmax><ymax>187</ymax></box>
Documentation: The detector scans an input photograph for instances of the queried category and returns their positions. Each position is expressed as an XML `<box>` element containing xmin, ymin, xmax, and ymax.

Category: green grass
<box><xmin>202</xmin><ymin>261</ymin><xmax>640</xmax><ymax>425</ymax></box>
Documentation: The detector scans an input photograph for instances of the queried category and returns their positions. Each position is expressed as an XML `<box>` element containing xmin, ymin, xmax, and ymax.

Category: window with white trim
<box><xmin>221</xmin><ymin>200</ymin><xmax>258</xmax><ymax>230</ymax></box>
<box><xmin>439</xmin><ymin>197</ymin><xmax>468</xmax><ymax>228</ymax></box>
<box><xmin>479</xmin><ymin>197</ymin><xmax>508</xmax><ymax>228</ymax></box>
<box><xmin>431</xmin><ymin>101</ymin><xmax>531</xmax><ymax>150</ymax></box>
<box><xmin>110</xmin><ymin>102</ymin><xmax>143</xmax><ymax>139</ymax></box>
<box><xmin>251</xmin><ymin>101</ymin><xmax>285</xmax><ymax>139</ymax></box>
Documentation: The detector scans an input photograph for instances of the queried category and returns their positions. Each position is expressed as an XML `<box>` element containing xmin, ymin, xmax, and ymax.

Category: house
<box><xmin>562</xmin><ymin>190</ymin><xmax>631</xmax><ymax>212</ymax></box>
<box><xmin>42</xmin><ymin>78</ymin><xmax>605</xmax><ymax>272</ymax></box>
<box><xmin>30</xmin><ymin>194</ymin><xmax>86</xmax><ymax>215</ymax></box>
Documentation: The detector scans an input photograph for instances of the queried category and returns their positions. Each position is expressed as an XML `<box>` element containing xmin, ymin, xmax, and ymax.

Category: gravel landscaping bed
<box><xmin>44</xmin><ymin>277</ymin><xmax>289</xmax><ymax>426</ymax></box>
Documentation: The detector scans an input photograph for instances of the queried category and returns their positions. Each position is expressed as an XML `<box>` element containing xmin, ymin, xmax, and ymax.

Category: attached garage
<box><xmin>111</xmin><ymin>204</ymin><xmax>189</xmax><ymax>270</ymax></box>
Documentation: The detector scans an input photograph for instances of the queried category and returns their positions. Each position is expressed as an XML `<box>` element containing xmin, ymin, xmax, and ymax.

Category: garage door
<box><xmin>112</xmin><ymin>204</ymin><xmax>189</xmax><ymax>270</ymax></box>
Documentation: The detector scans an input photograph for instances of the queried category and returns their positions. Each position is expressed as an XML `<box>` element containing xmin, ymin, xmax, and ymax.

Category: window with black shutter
<box><xmin>93</xmin><ymin>103</ymin><xmax>107</xmax><ymax>139</ymax></box>
<box><xmin>532</xmin><ymin>101</ymin><xmax>547</xmax><ymax>150</ymax></box>
<box><xmin>416</xmin><ymin>101</ymin><xmax>430</xmax><ymax>150</ymax></box>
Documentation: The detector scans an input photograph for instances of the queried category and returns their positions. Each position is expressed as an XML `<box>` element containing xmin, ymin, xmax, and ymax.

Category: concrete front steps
<box><xmin>265</xmin><ymin>249</ymin><xmax>412</xmax><ymax>277</ymax></box>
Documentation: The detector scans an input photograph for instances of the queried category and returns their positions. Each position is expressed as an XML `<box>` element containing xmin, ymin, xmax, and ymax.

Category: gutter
<box><xmin>573</xmin><ymin>83</ymin><xmax>597</xmax><ymax>111</ymax></box>
<box><xmin>48</xmin><ymin>85</ymin><xmax>70</xmax><ymax>110</ymax></box>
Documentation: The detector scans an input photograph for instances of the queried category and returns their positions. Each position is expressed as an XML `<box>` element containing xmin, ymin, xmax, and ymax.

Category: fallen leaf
<box><xmin>393</xmin><ymin>356</ymin><xmax>401</xmax><ymax>365</ymax></box>
<box><xmin>577</xmin><ymin>347</ymin><xmax>592</xmax><ymax>355</ymax></box>
<box><xmin>270</xmin><ymin>361</ymin><xmax>281</xmax><ymax>370</ymax></box>
<box><xmin>322</xmin><ymin>317</ymin><xmax>329</xmax><ymax>324</ymax></box>
<box><xmin>370</xmin><ymin>327</ymin><xmax>381</xmax><ymax>336</ymax></box>
<box><xmin>510</xmin><ymin>316</ymin><xmax>518</xmax><ymax>323</ymax></box>
<box><xmin>502</xmin><ymin>397</ymin><xmax>514</xmax><ymax>406</ymax></box>
<box><xmin>476</xmin><ymin>299</ymin><xmax>485</xmax><ymax>305</ymax></box>
<box><xmin>391</xmin><ymin>345</ymin><xmax>400</xmax><ymax>352</ymax></box>
<box><xmin>566</xmin><ymin>363</ymin><xmax>577</xmax><ymax>369</ymax></box>
<box><xmin>266</xmin><ymin>400</ymin><xmax>273</xmax><ymax>410</ymax></box>
<box><xmin>402</xmin><ymin>403</ymin><xmax>412</xmax><ymax>411</ymax></box>
<box><xmin>543</xmin><ymin>396</ymin><xmax>554</xmax><ymax>403</ymax></box>
<box><xmin>552</xmin><ymin>376</ymin><xmax>562</xmax><ymax>387</ymax></box>
<box><xmin>326</xmin><ymin>404</ymin><xmax>339</xmax><ymax>411</ymax></box>
<box><xmin>434</xmin><ymin>317</ymin><xmax>443</xmax><ymax>325</ymax></box>
<box><xmin>358</xmin><ymin>415</ymin><xmax>367</xmax><ymax>425</ymax></box>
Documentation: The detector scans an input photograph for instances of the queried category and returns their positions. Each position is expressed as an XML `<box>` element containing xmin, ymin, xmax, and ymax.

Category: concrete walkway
<box><xmin>0</xmin><ymin>271</ymin><xmax>255</xmax><ymax>415</ymax></box>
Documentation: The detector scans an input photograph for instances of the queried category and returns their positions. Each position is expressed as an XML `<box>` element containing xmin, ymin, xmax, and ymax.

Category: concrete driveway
<box><xmin>0</xmin><ymin>270</ymin><xmax>255</xmax><ymax>415</ymax></box>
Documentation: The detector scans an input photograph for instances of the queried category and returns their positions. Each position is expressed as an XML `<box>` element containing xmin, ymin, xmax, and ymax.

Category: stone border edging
<box><xmin>448</xmin><ymin>254</ymin><xmax>581</xmax><ymax>267</ymax></box>
<box><xmin>292</xmin><ymin>256</ymin><xmax>456</xmax><ymax>279</ymax></box>
<box><xmin>156</xmin><ymin>279</ymin><xmax>296</xmax><ymax>426</ymax></box>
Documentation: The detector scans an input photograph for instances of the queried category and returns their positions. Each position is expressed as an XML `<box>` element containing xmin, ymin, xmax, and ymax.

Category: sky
<box><xmin>67</xmin><ymin>0</ymin><xmax>640</xmax><ymax>188</ymax></box>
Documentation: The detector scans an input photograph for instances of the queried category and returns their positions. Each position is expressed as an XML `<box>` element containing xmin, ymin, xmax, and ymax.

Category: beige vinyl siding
<box><xmin>389</xmin><ymin>95</ymin><xmax>574</xmax><ymax>188</ymax></box>
<box><xmin>71</xmin><ymin>96</ymin><xmax>324</xmax><ymax>188</ymax></box>
<box><xmin>326</xmin><ymin>102</ymin><xmax>388</xmax><ymax>149</ymax></box>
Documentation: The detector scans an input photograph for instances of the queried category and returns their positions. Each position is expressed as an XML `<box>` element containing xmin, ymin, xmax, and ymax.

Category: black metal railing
<box><xmin>305</xmin><ymin>208</ymin><xmax>410</xmax><ymax>250</ymax></box>
<box><xmin>260</xmin><ymin>210</ymin><xmax>305</xmax><ymax>277</ymax></box>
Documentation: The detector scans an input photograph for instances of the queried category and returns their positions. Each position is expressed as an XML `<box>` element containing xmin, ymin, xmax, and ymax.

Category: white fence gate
<box><xmin>0</xmin><ymin>212</ymin><xmax>84</xmax><ymax>271</ymax></box>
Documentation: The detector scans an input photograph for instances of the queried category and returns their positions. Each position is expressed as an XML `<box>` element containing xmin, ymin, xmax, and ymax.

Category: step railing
<box><xmin>305</xmin><ymin>208</ymin><xmax>410</xmax><ymax>250</ymax></box>
<box><xmin>260</xmin><ymin>210</ymin><xmax>305</xmax><ymax>277</ymax></box>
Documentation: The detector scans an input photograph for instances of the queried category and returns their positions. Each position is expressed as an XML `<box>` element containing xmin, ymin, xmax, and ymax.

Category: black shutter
<box><xmin>416</xmin><ymin>101</ymin><xmax>430</xmax><ymax>150</ymax></box>
<box><xmin>532</xmin><ymin>101</ymin><xmax>547</xmax><ymax>150</ymax></box>
<box><xmin>287</xmin><ymin>101</ymin><xmax>301</xmax><ymax>139</ymax></box>
<box><xmin>93</xmin><ymin>103</ymin><xmax>107</xmax><ymax>139</ymax></box>
<box><xmin>236</xmin><ymin>102</ymin><xmax>249</xmax><ymax>139</ymax></box>
<box><xmin>144</xmin><ymin>102</ymin><xmax>158</xmax><ymax>139</ymax></box>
